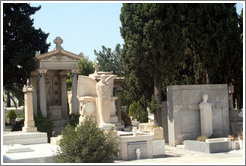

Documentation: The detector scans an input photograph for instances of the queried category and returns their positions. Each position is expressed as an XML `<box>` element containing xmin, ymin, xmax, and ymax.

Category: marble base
<box><xmin>99</xmin><ymin>123</ymin><xmax>115</xmax><ymax>130</ymax></box>
<box><xmin>110</xmin><ymin>116</ymin><xmax>118</xmax><ymax>123</ymax></box>
<box><xmin>153</xmin><ymin>139</ymin><xmax>165</xmax><ymax>156</ymax></box>
<box><xmin>22</xmin><ymin>127</ymin><xmax>37</xmax><ymax>132</ymax></box>
<box><xmin>3</xmin><ymin>131</ymin><xmax>47</xmax><ymax>145</ymax></box>
<box><xmin>3</xmin><ymin>143</ymin><xmax>60</xmax><ymax>163</ymax></box>
<box><xmin>5</xmin><ymin>144</ymin><xmax>34</xmax><ymax>153</ymax></box>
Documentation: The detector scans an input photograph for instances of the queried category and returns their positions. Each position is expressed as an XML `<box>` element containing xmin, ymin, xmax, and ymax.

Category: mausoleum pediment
<box><xmin>33</xmin><ymin>37</ymin><xmax>82</xmax><ymax>70</ymax></box>
<box><xmin>34</xmin><ymin>49</ymin><xmax>82</xmax><ymax>62</ymax></box>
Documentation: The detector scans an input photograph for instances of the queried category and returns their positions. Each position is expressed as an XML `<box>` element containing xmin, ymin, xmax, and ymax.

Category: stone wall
<box><xmin>166</xmin><ymin>84</ymin><xmax>229</xmax><ymax>146</ymax></box>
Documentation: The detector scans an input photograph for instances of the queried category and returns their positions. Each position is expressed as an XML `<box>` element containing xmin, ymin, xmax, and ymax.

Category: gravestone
<box><xmin>167</xmin><ymin>84</ymin><xmax>230</xmax><ymax>146</ymax></box>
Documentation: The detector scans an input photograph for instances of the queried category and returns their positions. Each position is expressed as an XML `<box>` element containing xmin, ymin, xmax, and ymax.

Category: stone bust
<box><xmin>202</xmin><ymin>94</ymin><xmax>208</xmax><ymax>103</ymax></box>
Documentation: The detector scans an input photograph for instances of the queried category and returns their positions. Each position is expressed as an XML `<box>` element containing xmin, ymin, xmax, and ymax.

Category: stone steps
<box><xmin>3</xmin><ymin>131</ymin><xmax>47</xmax><ymax>145</ymax></box>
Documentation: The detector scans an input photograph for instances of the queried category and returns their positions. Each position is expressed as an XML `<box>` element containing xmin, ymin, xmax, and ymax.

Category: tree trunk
<box><xmin>205</xmin><ymin>67</ymin><xmax>210</xmax><ymax>84</ymax></box>
<box><xmin>154</xmin><ymin>75</ymin><xmax>162</xmax><ymax>127</ymax></box>
<box><xmin>7</xmin><ymin>91</ymin><xmax>11</xmax><ymax>107</ymax></box>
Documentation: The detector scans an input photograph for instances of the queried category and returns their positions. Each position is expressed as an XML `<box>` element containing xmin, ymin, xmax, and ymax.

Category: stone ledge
<box><xmin>184</xmin><ymin>140</ymin><xmax>229</xmax><ymax>153</ymax></box>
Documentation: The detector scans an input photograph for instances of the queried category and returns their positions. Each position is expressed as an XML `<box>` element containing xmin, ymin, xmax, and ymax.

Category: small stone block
<box><xmin>22</xmin><ymin>127</ymin><xmax>37</xmax><ymax>132</ymax></box>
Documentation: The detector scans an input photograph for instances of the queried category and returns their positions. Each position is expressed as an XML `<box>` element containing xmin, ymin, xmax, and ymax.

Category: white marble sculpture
<box><xmin>199</xmin><ymin>94</ymin><xmax>213</xmax><ymax>137</ymax></box>
<box><xmin>136</xmin><ymin>149</ymin><xmax>141</xmax><ymax>159</ymax></box>
<box><xmin>77</xmin><ymin>74</ymin><xmax>117</xmax><ymax>129</ymax></box>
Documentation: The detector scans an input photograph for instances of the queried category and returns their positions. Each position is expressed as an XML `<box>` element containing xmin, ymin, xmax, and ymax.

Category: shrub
<box><xmin>237</xmin><ymin>131</ymin><xmax>243</xmax><ymax>140</ymax></box>
<box><xmin>68</xmin><ymin>113</ymin><xmax>80</xmax><ymax>127</ymax></box>
<box><xmin>129</xmin><ymin>101</ymin><xmax>140</xmax><ymax>120</ymax></box>
<box><xmin>7</xmin><ymin>110</ymin><xmax>17</xmax><ymax>123</ymax></box>
<box><xmin>55</xmin><ymin>116</ymin><xmax>119</xmax><ymax>163</ymax></box>
<box><xmin>139</xmin><ymin>108</ymin><xmax>148</xmax><ymax>123</ymax></box>
<box><xmin>121</xmin><ymin>110</ymin><xmax>132</xmax><ymax>127</ymax></box>
<box><xmin>34</xmin><ymin>108</ymin><xmax>54</xmax><ymax>143</ymax></box>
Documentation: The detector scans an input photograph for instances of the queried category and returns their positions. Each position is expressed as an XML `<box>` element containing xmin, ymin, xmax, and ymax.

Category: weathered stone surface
<box><xmin>153</xmin><ymin>139</ymin><xmax>165</xmax><ymax>156</ymax></box>
<box><xmin>127</xmin><ymin>141</ymin><xmax>148</xmax><ymax>160</ymax></box>
<box><xmin>184</xmin><ymin>140</ymin><xmax>229</xmax><ymax>153</ymax></box>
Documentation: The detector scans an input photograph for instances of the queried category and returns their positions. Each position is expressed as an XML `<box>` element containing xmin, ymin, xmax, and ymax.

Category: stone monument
<box><xmin>77</xmin><ymin>74</ymin><xmax>117</xmax><ymax>130</ymax></box>
<box><xmin>22</xmin><ymin>79</ymin><xmax>37</xmax><ymax>132</ymax></box>
<box><xmin>199</xmin><ymin>94</ymin><xmax>213</xmax><ymax>137</ymax></box>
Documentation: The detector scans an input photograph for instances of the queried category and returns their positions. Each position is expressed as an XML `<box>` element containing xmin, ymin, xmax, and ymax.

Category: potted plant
<box><xmin>237</xmin><ymin>131</ymin><xmax>243</xmax><ymax>150</ymax></box>
<box><xmin>228</xmin><ymin>135</ymin><xmax>235</xmax><ymax>150</ymax></box>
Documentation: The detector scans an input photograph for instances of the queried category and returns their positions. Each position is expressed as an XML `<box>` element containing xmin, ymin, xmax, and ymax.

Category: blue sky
<box><xmin>30</xmin><ymin>2</ymin><xmax>244</xmax><ymax>62</ymax></box>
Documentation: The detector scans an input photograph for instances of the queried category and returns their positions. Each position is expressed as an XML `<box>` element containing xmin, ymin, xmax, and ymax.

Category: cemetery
<box><xmin>2</xmin><ymin>37</ymin><xmax>244</xmax><ymax>164</ymax></box>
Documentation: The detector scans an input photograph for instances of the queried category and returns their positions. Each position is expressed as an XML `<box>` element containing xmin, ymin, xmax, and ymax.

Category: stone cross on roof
<box><xmin>54</xmin><ymin>37</ymin><xmax>63</xmax><ymax>50</ymax></box>
<box><xmin>93</xmin><ymin>63</ymin><xmax>100</xmax><ymax>73</ymax></box>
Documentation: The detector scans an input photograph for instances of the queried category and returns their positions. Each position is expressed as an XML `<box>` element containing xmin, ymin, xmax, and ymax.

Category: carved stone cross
<box><xmin>93</xmin><ymin>63</ymin><xmax>100</xmax><ymax>73</ymax></box>
<box><xmin>54</xmin><ymin>37</ymin><xmax>63</xmax><ymax>50</ymax></box>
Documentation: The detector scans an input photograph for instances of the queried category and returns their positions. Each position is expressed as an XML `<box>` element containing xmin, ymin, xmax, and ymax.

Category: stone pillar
<box><xmin>22</xmin><ymin>81</ymin><xmax>37</xmax><ymax>132</ymax></box>
<box><xmin>30</xmin><ymin>74</ymin><xmax>38</xmax><ymax>117</ymax></box>
<box><xmin>199</xmin><ymin>94</ymin><xmax>213</xmax><ymax>137</ymax></box>
<box><xmin>116</xmin><ymin>89</ymin><xmax>123</xmax><ymax>123</ymax></box>
<box><xmin>60</xmin><ymin>71</ymin><xmax>68</xmax><ymax>119</ymax></box>
<box><xmin>228</xmin><ymin>84</ymin><xmax>234</xmax><ymax>111</ymax></box>
<box><xmin>3</xmin><ymin>102</ymin><xmax>6</xmax><ymax>131</ymax></box>
<box><xmin>71</xmin><ymin>69</ymin><xmax>79</xmax><ymax>114</ymax></box>
<box><xmin>39</xmin><ymin>69</ymin><xmax>47</xmax><ymax>117</ymax></box>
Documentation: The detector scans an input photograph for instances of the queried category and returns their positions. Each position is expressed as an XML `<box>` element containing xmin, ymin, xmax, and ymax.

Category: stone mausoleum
<box><xmin>30</xmin><ymin>37</ymin><xmax>82</xmax><ymax>121</ymax></box>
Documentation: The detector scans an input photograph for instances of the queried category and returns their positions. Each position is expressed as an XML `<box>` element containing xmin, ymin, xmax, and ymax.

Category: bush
<box><xmin>34</xmin><ymin>108</ymin><xmax>54</xmax><ymax>143</ymax></box>
<box><xmin>121</xmin><ymin>110</ymin><xmax>132</xmax><ymax>127</ymax></box>
<box><xmin>139</xmin><ymin>108</ymin><xmax>148</xmax><ymax>123</ymax></box>
<box><xmin>7</xmin><ymin>110</ymin><xmax>17</xmax><ymax>123</ymax></box>
<box><xmin>68</xmin><ymin>113</ymin><xmax>80</xmax><ymax>127</ymax></box>
<box><xmin>129</xmin><ymin>101</ymin><xmax>140</xmax><ymax>120</ymax></box>
<box><xmin>55</xmin><ymin>116</ymin><xmax>119</xmax><ymax>163</ymax></box>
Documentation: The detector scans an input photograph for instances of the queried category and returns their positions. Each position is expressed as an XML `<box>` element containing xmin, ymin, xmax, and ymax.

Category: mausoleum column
<box><xmin>39</xmin><ymin>69</ymin><xmax>47</xmax><ymax>117</ymax></box>
<box><xmin>60</xmin><ymin>71</ymin><xmax>68</xmax><ymax>119</ymax></box>
<box><xmin>72</xmin><ymin>69</ymin><xmax>79</xmax><ymax>114</ymax></box>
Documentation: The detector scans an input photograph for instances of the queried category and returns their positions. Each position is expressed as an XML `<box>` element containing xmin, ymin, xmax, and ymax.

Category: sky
<box><xmin>30</xmin><ymin>2</ymin><xmax>124</xmax><ymax>62</ymax></box>
<box><xmin>30</xmin><ymin>2</ymin><xmax>244</xmax><ymax>62</ymax></box>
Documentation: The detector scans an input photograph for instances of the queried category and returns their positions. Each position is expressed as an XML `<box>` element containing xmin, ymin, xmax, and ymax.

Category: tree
<box><xmin>55</xmin><ymin>116</ymin><xmax>119</xmax><ymax>163</ymax></box>
<box><xmin>66</xmin><ymin>56</ymin><xmax>94</xmax><ymax>91</ymax></box>
<box><xmin>3</xmin><ymin>3</ymin><xmax>50</xmax><ymax>106</ymax></box>
<box><xmin>94</xmin><ymin>44</ymin><xmax>124</xmax><ymax>76</ymax></box>
<box><xmin>183</xmin><ymin>4</ymin><xmax>243</xmax><ymax>108</ymax></box>
<box><xmin>120</xmin><ymin>4</ymin><xmax>186</xmax><ymax>125</ymax></box>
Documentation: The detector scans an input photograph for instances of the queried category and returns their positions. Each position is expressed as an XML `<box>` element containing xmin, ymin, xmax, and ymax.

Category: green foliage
<box><xmin>68</xmin><ymin>113</ymin><xmax>80</xmax><ymax>127</ymax></box>
<box><xmin>147</xmin><ymin>95</ymin><xmax>162</xmax><ymax>114</ymax></box>
<box><xmin>129</xmin><ymin>101</ymin><xmax>140</xmax><ymax>120</ymax></box>
<box><xmin>55</xmin><ymin>116</ymin><xmax>119</xmax><ymax>163</ymax></box>
<box><xmin>94</xmin><ymin>44</ymin><xmax>124</xmax><ymax>76</ymax></box>
<box><xmin>120</xmin><ymin>4</ymin><xmax>186</xmax><ymax>126</ymax></box>
<box><xmin>128</xmin><ymin>101</ymin><xmax>148</xmax><ymax>123</ymax></box>
<box><xmin>3</xmin><ymin>3</ymin><xmax>50</xmax><ymax>90</ymax></box>
<box><xmin>139</xmin><ymin>108</ymin><xmax>148</xmax><ymax>123</ymax></box>
<box><xmin>121</xmin><ymin>110</ymin><xmax>132</xmax><ymax>127</ymax></box>
<box><xmin>16</xmin><ymin>109</ymin><xmax>25</xmax><ymax>118</ymax></box>
<box><xmin>78</xmin><ymin>55</ymin><xmax>95</xmax><ymax>75</ymax></box>
<box><xmin>120</xmin><ymin>3</ymin><xmax>243</xmax><ymax>112</ymax></box>
<box><xmin>4</xmin><ymin>85</ymin><xmax>24</xmax><ymax>107</ymax></box>
<box><xmin>7</xmin><ymin>110</ymin><xmax>17</xmax><ymax>123</ymax></box>
<box><xmin>34</xmin><ymin>108</ymin><xmax>54</xmax><ymax>143</ymax></box>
